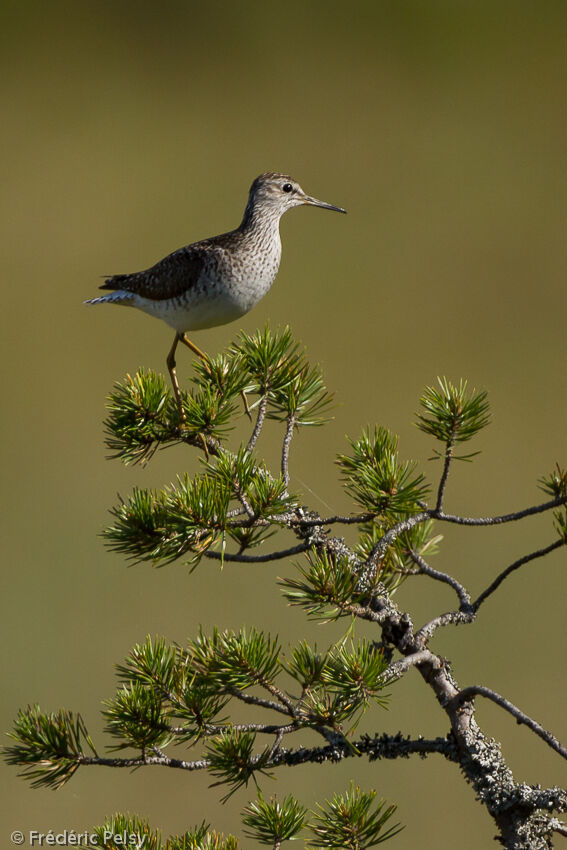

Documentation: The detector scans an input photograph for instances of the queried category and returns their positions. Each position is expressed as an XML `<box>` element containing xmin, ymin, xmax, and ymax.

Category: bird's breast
<box><xmin>218</xmin><ymin>233</ymin><xmax>282</xmax><ymax>311</ymax></box>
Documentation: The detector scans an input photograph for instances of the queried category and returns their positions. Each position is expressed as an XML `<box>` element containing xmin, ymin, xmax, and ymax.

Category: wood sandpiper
<box><xmin>85</xmin><ymin>172</ymin><xmax>346</xmax><ymax>418</ymax></box>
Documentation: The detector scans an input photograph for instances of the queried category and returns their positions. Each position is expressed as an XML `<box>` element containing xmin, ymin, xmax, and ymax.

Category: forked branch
<box><xmin>448</xmin><ymin>685</ymin><xmax>567</xmax><ymax>760</ymax></box>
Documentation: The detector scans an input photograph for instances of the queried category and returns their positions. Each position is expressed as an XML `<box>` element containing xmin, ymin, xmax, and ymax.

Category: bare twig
<box><xmin>235</xmin><ymin>487</ymin><xmax>255</xmax><ymax>521</ymax></box>
<box><xmin>448</xmin><ymin>685</ymin><xmax>567</xmax><ymax>760</ymax></box>
<box><xmin>366</xmin><ymin>512</ymin><xmax>430</xmax><ymax>567</ymax></box>
<box><xmin>294</xmin><ymin>496</ymin><xmax>565</xmax><ymax>531</ymax></box>
<box><xmin>288</xmin><ymin>511</ymin><xmax>378</xmax><ymax>527</ymax></box>
<box><xmin>225</xmin><ymin>515</ymin><xmax>269</xmax><ymax>528</ymax></box>
<box><xmin>409</xmin><ymin>549</ymin><xmax>471</xmax><ymax>608</ymax></box>
<box><xmin>205</xmin><ymin>542</ymin><xmax>310</xmax><ymax>563</ymax></box>
<box><xmin>436</xmin><ymin>437</ymin><xmax>455</xmax><ymax>512</ymax></box>
<box><xmin>431</xmin><ymin>496</ymin><xmax>567</xmax><ymax>526</ymax></box>
<box><xmin>281</xmin><ymin>413</ymin><xmax>296</xmax><ymax>488</ymax></box>
<box><xmin>473</xmin><ymin>539</ymin><xmax>564</xmax><ymax>611</ymax></box>
<box><xmin>171</xmin><ymin>722</ymin><xmax>299</xmax><ymax>736</ymax></box>
<box><xmin>246</xmin><ymin>392</ymin><xmax>268</xmax><ymax>454</ymax></box>
<box><xmin>260</xmin><ymin>679</ymin><xmax>299</xmax><ymax>717</ymax></box>
<box><xmin>226</xmin><ymin>688</ymin><xmax>291</xmax><ymax>716</ymax></box>
<box><xmin>78</xmin><ymin>753</ymin><xmax>210</xmax><ymax>770</ymax></box>
<box><xmin>267</xmin><ymin>727</ymin><xmax>285</xmax><ymax>762</ymax></box>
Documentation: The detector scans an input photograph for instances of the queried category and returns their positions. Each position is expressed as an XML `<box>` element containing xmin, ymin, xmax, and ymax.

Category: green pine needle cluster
<box><xmin>294</xmin><ymin>641</ymin><xmax>389</xmax><ymax>730</ymax></box>
<box><xmin>103</xmin><ymin>448</ymin><xmax>296</xmax><ymax>567</ymax></box>
<box><xmin>337</xmin><ymin>427</ymin><xmax>429</xmax><ymax>516</ymax></box>
<box><xmin>103</xmin><ymin>476</ymin><xmax>230</xmax><ymax>566</ymax></box>
<box><xmin>206</xmin><ymin>729</ymin><xmax>266</xmax><ymax>799</ymax></box>
<box><xmin>105</xmin><ymin>370</ymin><xmax>237</xmax><ymax>465</ymax></box>
<box><xmin>322</xmin><ymin>642</ymin><xmax>390</xmax><ymax>711</ymax></box>
<box><xmin>103</xmin><ymin>683</ymin><xmax>173</xmax><ymax>751</ymax></box>
<box><xmin>104</xmin><ymin>370</ymin><xmax>176</xmax><ymax>465</ymax></box>
<box><xmin>281</xmin><ymin>550</ymin><xmax>368</xmax><ymax>619</ymax></box>
<box><xmin>5</xmin><ymin>706</ymin><xmax>96</xmax><ymax>789</ymax></box>
<box><xmin>206</xmin><ymin>447</ymin><xmax>295</xmax><ymax>519</ymax></box>
<box><xmin>308</xmin><ymin>784</ymin><xmax>402</xmax><ymax>848</ymax></box>
<box><xmin>242</xmin><ymin>793</ymin><xmax>307</xmax><ymax>844</ymax></box>
<box><xmin>232</xmin><ymin>327</ymin><xmax>333</xmax><ymax>425</ymax></box>
<box><xmin>283</xmin><ymin>641</ymin><xmax>328</xmax><ymax>689</ymax></box>
<box><xmin>192</xmin><ymin>351</ymin><xmax>250</xmax><ymax>403</ymax></box>
<box><xmin>190</xmin><ymin>627</ymin><xmax>281</xmax><ymax>692</ymax></box>
<box><xmin>117</xmin><ymin>636</ymin><xmax>228</xmax><ymax>737</ymax></box>
<box><xmin>416</xmin><ymin>377</ymin><xmax>490</xmax><ymax>459</ymax></box>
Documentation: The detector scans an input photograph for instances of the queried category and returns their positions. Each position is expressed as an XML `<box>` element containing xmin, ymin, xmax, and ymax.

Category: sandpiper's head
<box><xmin>247</xmin><ymin>172</ymin><xmax>347</xmax><ymax>217</ymax></box>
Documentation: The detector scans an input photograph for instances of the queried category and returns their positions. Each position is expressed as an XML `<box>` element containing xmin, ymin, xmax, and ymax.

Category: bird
<box><xmin>85</xmin><ymin>172</ymin><xmax>346</xmax><ymax>420</ymax></box>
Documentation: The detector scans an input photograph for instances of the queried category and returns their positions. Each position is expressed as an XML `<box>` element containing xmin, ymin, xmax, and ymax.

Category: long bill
<box><xmin>303</xmin><ymin>195</ymin><xmax>347</xmax><ymax>214</ymax></box>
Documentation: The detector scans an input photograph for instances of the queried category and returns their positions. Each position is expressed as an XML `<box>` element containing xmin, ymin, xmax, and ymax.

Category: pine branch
<box><xmin>384</xmin><ymin>650</ymin><xmax>440</xmax><ymax>682</ymax></box>
<box><xmin>289</xmin><ymin>511</ymin><xmax>379</xmax><ymax>527</ymax></box>
<box><xmin>205</xmin><ymin>542</ymin><xmax>310</xmax><ymax>563</ymax></box>
<box><xmin>365</xmin><ymin>512</ymin><xmax>430</xmax><ymax>568</ymax></box>
<box><xmin>71</xmin><ymin>732</ymin><xmax>458</xmax><ymax>772</ymax></box>
<box><xmin>269</xmin><ymin>732</ymin><xmax>458</xmax><ymax>767</ymax></box>
<box><xmin>78</xmin><ymin>753</ymin><xmax>210</xmax><ymax>770</ymax></box>
<box><xmin>409</xmin><ymin>549</ymin><xmax>471</xmax><ymax>608</ymax></box>
<box><xmin>246</xmin><ymin>391</ymin><xmax>268</xmax><ymax>454</ymax></box>
<box><xmin>281</xmin><ymin>413</ymin><xmax>296</xmax><ymax>488</ymax></box>
<box><xmin>414</xmin><ymin>610</ymin><xmax>475</xmax><ymax>646</ymax></box>
<box><xmin>473</xmin><ymin>538</ymin><xmax>565</xmax><ymax>610</ymax></box>
<box><xmin>448</xmin><ymin>686</ymin><xmax>567</xmax><ymax>760</ymax></box>
<box><xmin>192</xmin><ymin>722</ymin><xmax>300</xmax><ymax>736</ymax></box>
<box><xmin>435</xmin><ymin>443</ymin><xmax>454</xmax><ymax>513</ymax></box>
<box><xmin>429</xmin><ymin>496</ymin><xmax>567</xmax><ymax>526</ymax></box>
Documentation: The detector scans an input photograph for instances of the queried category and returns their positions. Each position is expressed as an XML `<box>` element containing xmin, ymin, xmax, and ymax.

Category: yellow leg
<box><xmin>166</xmin><ymin>333</ymin><xmax>185</xmax><ymax>422</ymax></box>
<box><xmin>179</xmin><ymin>333</ymin><xmax>208</xmax><ymax>362</ymax></box>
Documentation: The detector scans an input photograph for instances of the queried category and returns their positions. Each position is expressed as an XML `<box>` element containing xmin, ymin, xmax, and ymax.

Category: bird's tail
<box><xmin>84</xmin><ymin>290</ymin><xmax>134</xmax><ymax>306</ymax></box>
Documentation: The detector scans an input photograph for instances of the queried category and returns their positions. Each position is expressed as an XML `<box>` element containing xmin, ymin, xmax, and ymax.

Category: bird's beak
<box><xmin>303</xmin><ymin>194</ymin><xmax>347</xmax><ymax>214</ymax></box>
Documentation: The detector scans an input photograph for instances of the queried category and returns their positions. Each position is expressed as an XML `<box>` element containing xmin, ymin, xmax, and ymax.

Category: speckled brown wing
<box><xmin>99</xmin><ymin>243</ymin><xmax>211</xmax><ymax>301</ymax></box>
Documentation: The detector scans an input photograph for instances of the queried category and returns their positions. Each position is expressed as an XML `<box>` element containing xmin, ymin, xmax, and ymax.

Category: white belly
<box><xmin>135</xmin><ymin>291</ymin><xmax>249</xmax><ymax>332</ymax></box>
<box><xmin>129</xmin><ymin>269</ymin><xmax>277</xmax><ymax>333</ymax></box>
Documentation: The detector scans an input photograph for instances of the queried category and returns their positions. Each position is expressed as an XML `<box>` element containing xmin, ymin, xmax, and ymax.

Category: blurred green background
<box><xmin>2</xmin><ymin>1</ymin><xmax>567</xmax><ymax>846</ymax></box>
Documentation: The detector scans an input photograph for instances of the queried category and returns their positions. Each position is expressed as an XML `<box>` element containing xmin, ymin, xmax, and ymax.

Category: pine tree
<box><xmin>5</xmin><ymin>328</ymin><xmax>567</xmax><ymax>849</ymax></box>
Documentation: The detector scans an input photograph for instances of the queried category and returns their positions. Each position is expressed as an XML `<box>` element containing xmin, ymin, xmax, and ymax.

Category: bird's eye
<box><xmin>282</xmin><ymin>183</ymin><xmax>293</xmax><ymax>193</ymax></box>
